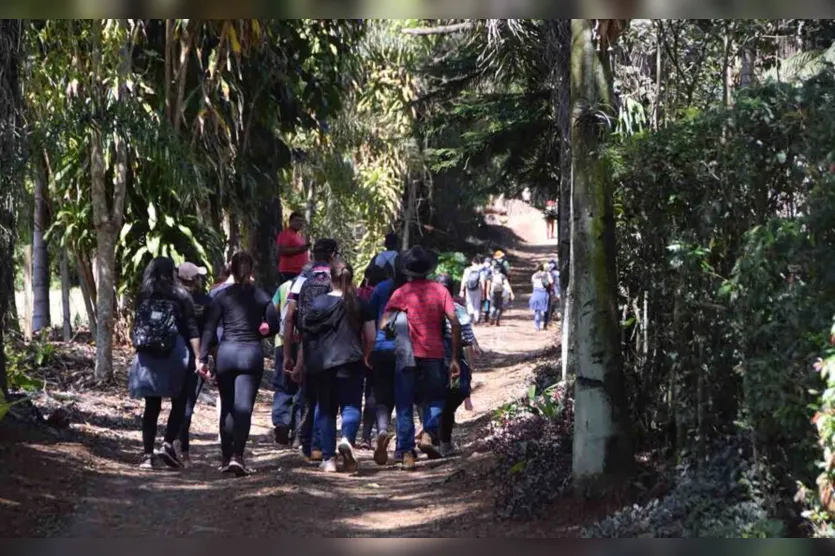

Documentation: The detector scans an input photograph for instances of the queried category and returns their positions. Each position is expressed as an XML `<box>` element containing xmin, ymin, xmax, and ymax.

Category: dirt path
<box><xmin>6</xmin><ymin>201</ymin><xmax>571</xmax><ymax>537</ymax></box>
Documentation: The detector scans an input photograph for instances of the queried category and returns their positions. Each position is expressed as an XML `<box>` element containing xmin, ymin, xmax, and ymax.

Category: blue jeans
<box><xmin>298</xmin><ymin>377</ymin><xmax>321</xmax><ymax>456</ymax></box>
<box><xmin>395</xmin><ymin>358</ymin><xmax>448</xmax><ymax>454</ymax></box>
<box><xmin>313</xmin><ymin>364</ymin><xmax>364</xmax><ymax>460</ymax></box>
<box><xmin>271</xmin><ymin>346</ymin><xmax>302</xmax><ymax>431</ymax></box>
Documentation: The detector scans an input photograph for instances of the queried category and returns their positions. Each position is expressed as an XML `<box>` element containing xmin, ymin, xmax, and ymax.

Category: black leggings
<box><xmin>440</xmin><ymin>390</ymin><xmax>469</xmax><ymax>444</ymax></box>
<box><xmin>216</xmin><ymin>341</ymin><xmax>264</xmax><ymax>460</ymax></box>
<box><xmin>178</xmin><ymin>370</ymin><xmax>204</xmax><ymax>453</ymax></box>
<box><xmin>143</xmin><ymin>393</ymin><xmax>187</xmax><ymax>454</ymax></box>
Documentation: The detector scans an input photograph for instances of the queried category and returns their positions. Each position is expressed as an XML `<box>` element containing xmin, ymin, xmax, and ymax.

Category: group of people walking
<box><xmin>127</xmin><ymin>214</ymin><xmax>487</xmax><ymax>475</ymax></box>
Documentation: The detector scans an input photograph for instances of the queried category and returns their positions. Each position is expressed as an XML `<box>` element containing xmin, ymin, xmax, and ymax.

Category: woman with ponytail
<box><xmin>199</xmin><ymin>252</ymin><xmax>279</xmax><ymax>476</ymax></box>
<box><xmin>298</xmin><ymin>260</ymin><xmax>376</xmax><ymax>473</ymax></box>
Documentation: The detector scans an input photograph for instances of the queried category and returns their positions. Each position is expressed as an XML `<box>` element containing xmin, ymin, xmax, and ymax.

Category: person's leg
<box><xmin>142</xmin><ymin>397</ymin><xmax>162</xmax><ymax>455</ymax></box>
<box><xmin>534</xmin><ymin>310</ymin><xmax>542</xmax><ymax>331</ymax></box>
<box><xmin>179</xmin><ymin>371</ymin><xmax>203</xmax><ymax>455</ymax></box>
<box><xmin>215</xmin><ymin>371</ymin><xmax>236</xmax><ymax>464</ymax></box>
<box><xmin>372</xmin><ymin>351</ymin><xmax>395</xmax><ymax>435</ymax></box>
<box><xmin>394</xmin><ymin>365</ymin><xmax>418</xmax><ymax>456</ymax></box>
<box><xmin>417</xmin><ymin>359</ymin><xmax>448</xmax><ymax>456</ymax></box>
<box><xmin>472</xmin><ymin>290</ymin><xmax>482</xmax><ymax>324</ymax></box>
<box><xmin>440</xmin><ymin>390</ymin><xmax>467</xmax><ymax>445</ymax></box>
<box><xmin>271</xmin><ymin>347</ymin><xmax>296</xmax><ymax>444</ymax></box>
<box><xmin>231</xmin><ymin>370</ymin><xmax>262</xmax><ymax>460</ymax></box>
<box><xmin>360</xmin><ymin>369</ymin><xmax>376</xmax><ymax>445</ymax></box>
<box><xmin>314</xmin><ymin>371</ymin><xmax>339</xmax><ymax>461</ymax></box>
<box><xmin>339</xmin><ymin>370</ymin><xmax>364</xmax><ymax>444</ymax></box>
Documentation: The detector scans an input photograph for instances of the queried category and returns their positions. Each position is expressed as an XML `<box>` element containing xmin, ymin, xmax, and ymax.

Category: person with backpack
<box><xmin>459</xmin><ymin>257</ymin><xmax>485</xmax><ymax>325</ymax></box>
<box><xmin>489</xmin><ymin>262</ymin><xmax>515</xmax><ymax>326</ymax></box>
<box><xmin>174</xmin><ymin>262</ymin><xmax>213</xmax><ymax>467</ymax></box>
<box><xmin>381</xmin><ymin>245</ymin><xmax>462</xmax><ymax>470</ymax></box>
<box><xmin>530</xmin><ymin>262</ymin><xmax>553</xmax><ymax>332</ymax></box>
<box><xmin>128</xmin><ymin>257</ymin><xmax>201</xmax><ymax>470</ymax></box>
<box><xmin>493</xmin><ymin>250</ymin><xmax>510</xmax><ymax>277</ymax></box>
<box><xmin>198</xmin><ymin>252</ymin><xmax>279</xmax><ymax>476</ymax></box>
<box><xmin>373</xmin><ymin>232</ymin><xmax>399</xmax><ymax>273</ymax></box>
<box><xmin>480</xmin><ymin>257</ymin><xmax>494</xmax><ymax>322</ymax></box>
<box><xmin>283</xmin><ymin>239</ymin><xmax>339</xmax><ymax>462</ymax></box>
<box><xmin>298</xmin><ymin>261</ymin><xmax>376</xmax><ymax>473</ymax></box>
<box><xmin>436</xmin><ymin>274</ymin><xmax>482</xmax><ymax>457</ymax></box>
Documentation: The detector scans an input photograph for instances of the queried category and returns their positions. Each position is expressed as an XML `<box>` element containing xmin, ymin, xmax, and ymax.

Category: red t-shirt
<box><xmin>384</xmin><ymin>279</ymin><xmax>454</xmax><ymax>360</ymax></box>
<box><xmin>276</xmin><ymin>228</ymin><xmax>309</xmax><ymax>274</ymax></box>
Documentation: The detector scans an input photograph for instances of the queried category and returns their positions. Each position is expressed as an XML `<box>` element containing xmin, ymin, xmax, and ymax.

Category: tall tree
<box><xmin>0</xmin><ymin>19</ymin><xmax>22</xmax><ymax>393</ymax></box>
<box><xmin>569</xmin><ymin>18</ymin><xmax>633</xmax><ymax>482</ymax></box>
<box><xmin>31</xmin><ymin>152</ymin><xmax>50</xmax><ymax>332</ymax></box>
<box><xmin>90</xmin><ymin>20</ymin><xmax>132</xmax><ymax>381</ymax></box>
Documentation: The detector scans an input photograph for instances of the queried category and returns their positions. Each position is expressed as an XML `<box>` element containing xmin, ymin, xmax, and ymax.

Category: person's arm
<box><xmin>199</xmin><ymin>297</ymin><xmax>221</xmax><ymax>363</ymax></box>
<box><xmin>505</xmin><ymin>281</ymin><xmax>515</xmax><ymax>301</ymax></box>
<box><xmin>276</xmin><ymin>232</ymin><xmax>310</xmax><ymax>256</ymax></box>
<box><xmin>443</xmin><ymin>292</ymin><xmax>462</xmax><ymax>379</ymax></box>
<box><xmin>181</xmin><ymin>296</ymin><xmax>201</xmax><ymax>363</ymax></box>
<box><xmin>283</xmin><ymin>299</ymin><xmax>297</xmax><ymax>372</ymax></box>
<box><xmin>362</xmin><ymin>320</ymin><xmax>376</xmax><ymax>368</ymax></box>
<box><xmin>380</xmin><ymin>288</ymin><xmax>404</xmax><ymax>330</ymax></box>
<box><xmin>291</xmin><ymin>344</ymin><xmax>304</xmax><ymax>383</ymax></box>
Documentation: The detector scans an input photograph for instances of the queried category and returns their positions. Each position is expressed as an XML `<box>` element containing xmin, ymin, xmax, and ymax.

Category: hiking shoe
<box><xmin>218</xmin><ymin>457</ymin><xmax>231</xmax><ymax>473</ymax></box>
<box><xmin>291</xmin><ymin>434</ymin><xmax>302</xmax><ymax>450</ymax></box>
<box><xmin>402</xmin><ymin>451</ymin><xmax>417</xmax><ymax>471</ymax></box>
<box><xmin>418</xmin><ymin>432</ymin><xmax>442</xmax><ymax>460</ymax></box>
<box><xmin>392</xmin><ymin>451</ymin><xmax>404</xmax><ymax>464</ymax></box>
<box><xmin>359</xmin><ymin>439</ymin><xmax>373</xmax><ymax>451</ymax></box>
<box><xmin>338</xmin><ymin>438</ymin><xmax>358</xmax><ymax>473</ymax></box>
<box><xmin>320</xmin><ymin>457</ymin><xmax>338</xmax><ymax>473</ymax></box>
<box><xmin>139</xmin><ymin>454</ymin><xmax>158</xmax><ymax>470</ymax></box>
<box><xmin>227</xmin><ymin>457</ymin><xmax>250</xmax><ymax>477</ymax></box>
<box><xmin>181</xmin><ymin>452</ymin><xmax>192</xmax><ymax>468</ymax></box>
<box><xmin>157</xmin><ymin>442</ymin><xmax>184</xmax><ymax>468</ymax></box>
<box><xmin>373</xmin><ymin>432</ymin><xmax>392</xmax><ymax>466</ymax></box>
<box><xmin>274</xmin><ymin>424</ymin><xmax>290</xmax><ymax>445</ymax></box>
<box><xmin>310</xmin><ymin>449</ymin><xmax>324</xmax><ymax>463</ymax></box>
<box><xmin>440</xmin><ymin>442</ymin><xmax>456</xmax><ymax>458</ymax></box>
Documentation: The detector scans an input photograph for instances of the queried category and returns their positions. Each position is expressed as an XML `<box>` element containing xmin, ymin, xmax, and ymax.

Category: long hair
<box><xmin>137</xmin><ymin>257</ymin><xmax>185</xmax><ymax>307</ymax></box>
<box><xmin>212</xmin><ymin>263</ymin><xmax>231</xmax><ymax>289</ymax></box>
<box><xmin>331</xmin><ymin>260</ymin><xmax>361</xmax><ymax>330</ymax></box>
<box><xmin>230</xmin><ymin>252</ymin><xmax>254</xmax><ymax>286</ymax></box>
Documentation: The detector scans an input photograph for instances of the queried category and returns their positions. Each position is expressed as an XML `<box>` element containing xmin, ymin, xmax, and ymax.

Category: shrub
<box><xmin>583</xmin><ymin>442</ymin><xmax>784</xmax><ymax>538</ymax></box>
<box><xmin>487</xmin><ymin>381</ymin><xmax>574</xmax><ymax>520</ymax></box>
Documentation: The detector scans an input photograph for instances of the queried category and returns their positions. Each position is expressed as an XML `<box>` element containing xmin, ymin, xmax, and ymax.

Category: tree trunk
<box><xmin>60</xmin><ymin>250</ymin><xmax>72</xmax><ymax>341</ymax></box>
<box><xmin>305</xmin><ymin>176</ymin><xmax>315</xmax><ymax>227</ymax></box>
<box><xmin>722</xmin><ymin>24</ymin><xmax>733</xmax><ymax>108</ymax></box>
<box><xmin>76</xmin><ymin>252</ymin><xmax>97</xmax><ymax>337</ymax></box>
<box><xmin>740</xmin><ymin>47</ymin><xmax>754</xmax><ymax>88</ymax></box>
<box><xmin>32</xmin><ymin>153</ymin><xmax>51</xmax><ymax>332</ymax></box>
<box><xmin>23</xmin><ymin>244</ymin><xmax>33</xmax><ymax>339</ymax></box>
<box><xmin>90</xmin><ymin>20</ymin><xmax>130</xmax><ymax>382</ymax></box>
<box><xmin>402</xmin><ymin>177</ymin><xmax>416</xmax><ymax>249</ymax></box>
<box><xmin>653</xmin><ymin>21</ymin><xmax>662</xmax><ymax>130</ymax></box>
<box><xmin>570</xmin><ymin>19</ymin><xmax>633</xmax><ymax>483</ymax></box>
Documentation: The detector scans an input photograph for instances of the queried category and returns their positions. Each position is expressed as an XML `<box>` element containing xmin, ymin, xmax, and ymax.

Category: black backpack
<box><xmin>132</xmin><ymin>297</ymin><xmax>180</xmax><ymax>357</ymax></box>
<box><xmin>295</xmin><ymin>270</ymin><xmax>332</xmax><ymax>331</ymax></box>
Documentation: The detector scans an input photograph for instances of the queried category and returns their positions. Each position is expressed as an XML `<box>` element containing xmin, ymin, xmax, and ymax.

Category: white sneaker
<box><xmin>320</xmin><ymin>457</ymin><xmax>338</xmax><ymax>473</ymax></box>
<box><xmin>338</xmin><ymin>438</ymin><xmax>358</xmax><ymax>473</ymax></box>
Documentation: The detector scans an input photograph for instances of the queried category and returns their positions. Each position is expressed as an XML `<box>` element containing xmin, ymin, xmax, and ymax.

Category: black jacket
<box><xmin>300</xmin><ymin>295</ymin><xmax>364</xmax><ymax>375</ymax></box>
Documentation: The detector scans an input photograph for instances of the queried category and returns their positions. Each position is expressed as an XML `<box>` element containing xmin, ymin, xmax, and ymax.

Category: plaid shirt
<box><xmin>385</xmin><ymin>279</ymin><xmax>453</xmax><ymax>359</ymax></box>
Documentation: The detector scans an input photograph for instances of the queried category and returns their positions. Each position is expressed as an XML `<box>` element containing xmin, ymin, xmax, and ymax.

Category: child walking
<box><xmin>489</xmin><ymin>264</ymin><xmax>514</xmax><ymax>326</ymax></box>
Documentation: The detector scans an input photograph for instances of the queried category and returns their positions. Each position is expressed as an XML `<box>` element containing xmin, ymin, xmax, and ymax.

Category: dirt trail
<box><xmin>26</xmin><ymin>200</ymin><xmax>565</xmax><ymax>537</ymax></box>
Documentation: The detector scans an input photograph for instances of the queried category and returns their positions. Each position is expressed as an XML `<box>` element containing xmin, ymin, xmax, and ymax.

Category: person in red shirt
<box><xmin>276</xmin><ymin>212</ymin><xmax>311</xmax><ymax>284</ymax></box>
<box><xmin>382</xmin><ymin>245</ymin><xmax>461</xmax><ymax>469</ymax></box>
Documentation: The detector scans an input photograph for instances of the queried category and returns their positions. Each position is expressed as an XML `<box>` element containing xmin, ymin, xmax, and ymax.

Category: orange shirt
<box><xmin>276</xmin><ymin>228</ymin><xmax>309</xmax><ymax>274</ymax></box>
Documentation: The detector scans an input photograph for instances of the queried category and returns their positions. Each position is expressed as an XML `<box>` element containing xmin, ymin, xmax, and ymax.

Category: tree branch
<box><xmin>401</xmin><ymin>21</ymin><xmax>474</xmax><ymax>36</ymax></box>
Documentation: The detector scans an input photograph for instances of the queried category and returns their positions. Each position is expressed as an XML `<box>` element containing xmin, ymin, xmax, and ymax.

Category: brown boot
<box><xmin>402</xmin><ymin>451</ymin><xmax>417</xmax><ymax>471</ymax></box>
<box><xmin>418</xmin><ymin>432</ymin><xmax>442</xmax><ymax>460</ymax></box>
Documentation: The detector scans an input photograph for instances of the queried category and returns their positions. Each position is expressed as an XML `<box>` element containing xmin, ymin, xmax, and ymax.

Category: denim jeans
<box><xmin>395</xmin><ymin>358</ymin><xmax>448</xmax><ymax>454</ymax></box>
<box><xmin>271</xmin><ymin>346</ymin><xmax>302</xmax><ymax>432</ymax></box>
<box><xmin>313</xmin><ymin>365</ymin><xmax>364</xmax><ymax>460</ymax></box>
<box><xmin>371</xmin><ymin>350</ymin><xmax>396</xmax><ymax>435</ymax></box>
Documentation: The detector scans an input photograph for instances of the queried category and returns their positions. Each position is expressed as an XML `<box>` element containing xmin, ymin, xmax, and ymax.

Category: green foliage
<box><xmin>615</xmin><ymin>69</ymin><xmax>835</xmax><ymax>513</ymax></box>
<box><xmin>4</xmin><ymin>331</ymin><xmax>52</xmax><ymax>392</ymax></box>
<box><xmin>798</xmin><ymin>316</ymin><xmax>835</xmax><ymax>537</ymax></box>
<box><xmin>432</xmin><ymin>251</ymin><xmax>467</xmax><ymax>283</ymax></box>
